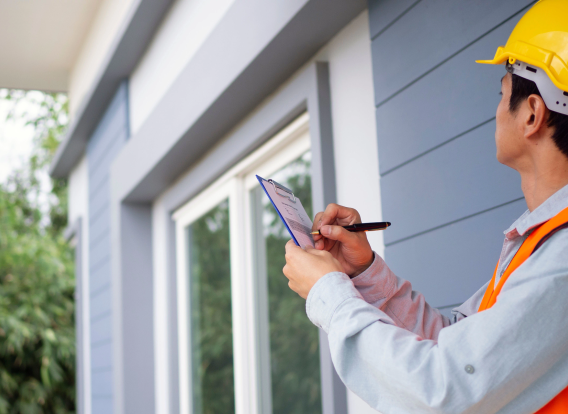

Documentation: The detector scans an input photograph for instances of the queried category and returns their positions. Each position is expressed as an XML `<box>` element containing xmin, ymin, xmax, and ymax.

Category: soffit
<box><xmin>0</xmin><ymin>0</ymin><xmax>102</xmax><ymax>92</ymax></box>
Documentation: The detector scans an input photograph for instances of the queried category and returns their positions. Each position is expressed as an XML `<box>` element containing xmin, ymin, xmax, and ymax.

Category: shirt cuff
<box><xmin>306</xmin><ymin>271</ymin><xmax>363</xmax><ymax>333</ymax></box>
<box><xmin>350</xmin><ymin>252</ymin><xmax>397</xmax><ymax>305</ymax></box>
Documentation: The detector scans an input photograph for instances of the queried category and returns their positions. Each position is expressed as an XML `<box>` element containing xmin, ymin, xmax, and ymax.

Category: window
<box><xmin>175</xmin><ymin>113</ymin><xmax>320</xmax><ymax>414</ymax></box>
<box><xmin>187</xmin><ymin>199</ymin><xmax>234</xmax><ymax>413</ymax></box>
<box><xmin>250</xmin><ymin>153</ymin><xmax>321</xmax><ymax>414</ymax></box>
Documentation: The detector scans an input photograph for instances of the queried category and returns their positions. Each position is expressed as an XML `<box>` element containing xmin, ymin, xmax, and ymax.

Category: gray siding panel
<box><xmin>89</xmin><ymin>208</ymin><xmax>110</xmax><ymax>243</ymax></box>
<box><xmin>90</xmin><ymin>264</ymin><xmax>111</xmax><ymax>293</ymax></box>
<box><xmin>90</xmin><ymin>313</ymin><xmax>112</xmax><ymax>343</ymax></box>
<box><xmin>382</xmin><ymin>121</ymin><xmax>522</xmax><ymax>244</ymax></box>
<box><xmin>91</xmin><ymin>398</ymin><xmax>113</xmax><ymax>413</ymax></box>
<box><xmin>371</xmin><ymin>0</ymin><xmax>534</xmax><ymax>106</ymax></box>
<box><xmin>90</xmin><ymin>134</ymin><xmax>128</xmax><ymax>190</ymax></box>
<box><xmin>90</xmin><ymin>342</ymin><xmax>113</xmax><ymax>371</ymax></box>
<box><xmin>376</xmin><ymin>17</ymin><xmax>516</xmax><ymax>174</ymax></box>
<box><xmin>385</xmin><ymin>199</ymin><xmax>527</xmax><ymax>308</ymax></box>
<box><xmin>90</xmin><ymin>184</ymin><xmax>111</xmax><ymax>221</ymax></box>
<box><xmin>369</xmin><ymin>0</ymin><xmax>532</xmax><ymax>309</ymax></box>
<box><xmin>368</xmin><ymin>0</ymin><xmax>419</xmax><ymax>39</ymax></box>
<box><xmin>92</xmin><ymin>370</ymin><xmax>114</xmax><ymax>397</ymax></box>
<box><xmin>87</xmin><ymin>82</ymin><xmax>129</xmax><ymax>414</ymax></box>
<box><xmin>90</xmin><ymin>288</ymin><xmax>112</xmax><ymax>318</ymax></box>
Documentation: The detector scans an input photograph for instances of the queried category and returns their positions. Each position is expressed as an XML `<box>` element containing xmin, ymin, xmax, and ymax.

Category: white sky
<box><xmin>0</xmin><ymin>94</ymin><xmax>41</xmax><ymax>183</ymax></box>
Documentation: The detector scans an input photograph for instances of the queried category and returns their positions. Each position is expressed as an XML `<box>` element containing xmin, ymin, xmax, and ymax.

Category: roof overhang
<box><xmin>50</xmin><ymin>0</ymin><xmax>367</xmax><ymax>180</ymax></box>
<box><xmin>49</xmin><ymin>0</ymin><xmax>174</xmax><ymax>177</ymax></box>
<box><xmin>0</xmin><ymin>0</ymin><xmax>102</xmax><ymax>92</ymax></box>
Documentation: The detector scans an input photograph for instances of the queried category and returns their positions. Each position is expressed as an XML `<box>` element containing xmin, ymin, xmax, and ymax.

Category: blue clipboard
<box><xmin>256</xmin><ymin>175</ymin><xmax>301</xmax><ymax>246</ymax></box>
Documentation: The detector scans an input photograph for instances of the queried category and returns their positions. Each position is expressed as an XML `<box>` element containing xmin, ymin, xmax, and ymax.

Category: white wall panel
<box><xmin>316</xmin><ymin>11</ymin><xmax>384</xmax><ymax>260</ymax></box>
<box><xmin>129</xmin><ymin>0</ymin><xmax>235</xmax><ymax>134</ymax></box>
<box><xmin>69</xmin><ymin>155</ymin><xmax>92</xmax><ymax>414</ymax></box>
<box><xmin>315</xmin><ymin>11</ymin><xmax>383</xmax><ymax>414</ymax></box>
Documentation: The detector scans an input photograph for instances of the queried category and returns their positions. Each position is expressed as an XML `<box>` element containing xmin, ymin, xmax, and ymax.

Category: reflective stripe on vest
<box><xmin>478</xmin><ymin>206</ymin><xmax>568</xmax><ymax>413</ymax></box>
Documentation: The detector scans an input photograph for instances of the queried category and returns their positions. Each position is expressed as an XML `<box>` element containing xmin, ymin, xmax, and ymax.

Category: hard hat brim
<box><xmin>475</xmin><ymin>46</ymin><xmax>508</xmax><ymax>65</ymax></box>
<box><xmin>476</xmin><ymin>46</ymin><xmax>568</xmax><ymax>93</ymax></box>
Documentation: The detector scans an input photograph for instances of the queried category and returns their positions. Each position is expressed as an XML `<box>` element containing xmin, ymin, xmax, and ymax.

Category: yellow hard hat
<box><xmin>477</xmin><ymin>0</ymin><xmax>568</xmax><ymax>114</ymax></box>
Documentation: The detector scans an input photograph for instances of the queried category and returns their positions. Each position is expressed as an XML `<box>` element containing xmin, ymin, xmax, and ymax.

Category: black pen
<box><xmin>310</xmin><ymin>221</ymin><xmax>391</xmax><ymax>235</ymax></box>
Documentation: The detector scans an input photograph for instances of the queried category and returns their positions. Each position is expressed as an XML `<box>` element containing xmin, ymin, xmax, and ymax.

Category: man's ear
<box><xmin>524</xmin><ymin>94</ymin><xmax>549</xmax><ymax>140</ymax></box>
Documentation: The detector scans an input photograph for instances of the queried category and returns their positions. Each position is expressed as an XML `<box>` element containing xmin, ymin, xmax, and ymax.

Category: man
<box><xmin>283</xmin><ymin>1</ymin><xmax>568</xmax><ymax>412</ymax></box>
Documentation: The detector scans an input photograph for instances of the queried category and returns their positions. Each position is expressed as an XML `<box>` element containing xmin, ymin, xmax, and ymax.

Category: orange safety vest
<box><xmin>478</xmin><ymin>206</ymin><xmax>568</xmax><ymax>413</ymax></box>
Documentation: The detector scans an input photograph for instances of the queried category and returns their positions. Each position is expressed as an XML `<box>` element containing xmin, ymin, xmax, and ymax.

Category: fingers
<box><xmin>312</xmin><ymin>212</ymin><xmax>325</xmax><ymax>249</ymax></box>
<box><xmin>285</xmin><ymin>239</ymin><xmax>300</xmax><ymax>253</ymax></box>
<box><xmin>312</xmin><ymin>212</ymin><xmax>324</xmax><ymax>231</ymax></box>
<box><xmin>285</xmin><ymin>239</ymin><xmax>306</xmax><ymax>262</ymax></box>
<box><xmin>319</xmin><ymin>203</ymin><xmax>361</xmax><ymax>227</ymax></box>
<box><xmin>318</xmin><ymin>224</ymin><xmax>353</xmax><ymax>243</ymax></box>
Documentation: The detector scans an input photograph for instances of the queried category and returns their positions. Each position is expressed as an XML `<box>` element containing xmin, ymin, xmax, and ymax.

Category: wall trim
<box><xmin>109</xmin><ymin>0</ymin><xmax>366</xmax><ymax>203</ymax></box>
<box><xmin>65</xmin><ymin>219</ymin><xmax>86</xmax><ymax>414</ymax></box>
<box><xmin>121</xmin><ymin>60</ymin><xmax>347</xmax><ymax>414</ymax></box>
<box><xmin>50</xmin><ymin>0</ymin><xmax>174</xmax><ymax>178</ymax></box>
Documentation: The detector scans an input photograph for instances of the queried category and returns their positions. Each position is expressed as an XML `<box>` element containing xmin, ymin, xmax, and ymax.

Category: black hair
<box><xmin>507</xmin><ymin>67</ymin><xmax>568</xmax><ymax>158</ymax></box>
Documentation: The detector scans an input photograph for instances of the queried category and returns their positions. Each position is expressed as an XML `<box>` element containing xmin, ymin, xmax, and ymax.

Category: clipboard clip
<box><xmin>268</xmin><ymin>179</ymin><xmax>296</xmax><ymax>203</ymax></box>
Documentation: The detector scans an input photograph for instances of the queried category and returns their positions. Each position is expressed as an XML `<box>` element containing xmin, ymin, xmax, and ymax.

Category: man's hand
<box><xmin>312</xmin><ymin>204</ymin><xmax>374</xmax><ymax>277</ymax></box>
<box><xmin>283</xmin><ymin>240</ymin><xmax>343</xmax><ymax>299</ymax></box>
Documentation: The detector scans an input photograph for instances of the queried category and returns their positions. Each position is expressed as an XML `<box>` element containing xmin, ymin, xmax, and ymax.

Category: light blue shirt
<box><xmin>306</xmin><ymin>184</ymin><xmax>568</xmax><ymax>413</ymax></box>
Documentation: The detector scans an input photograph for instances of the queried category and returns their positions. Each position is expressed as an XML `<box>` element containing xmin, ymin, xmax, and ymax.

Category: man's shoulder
<box><xmin>516</xmin><ymin>226</ymin><xmax>568</xmax><ymax>281</ymax></box>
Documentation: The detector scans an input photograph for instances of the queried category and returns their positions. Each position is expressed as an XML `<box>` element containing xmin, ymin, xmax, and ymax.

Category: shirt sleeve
<box><xmin>306</xmin><ymin>231</ymin><xmax>568</xmax><ymax>414</ymax></box>
<box><xmin>350</xmin><ymin>252</ymin><xmax>451</xmax><ymax>340</ymax></box>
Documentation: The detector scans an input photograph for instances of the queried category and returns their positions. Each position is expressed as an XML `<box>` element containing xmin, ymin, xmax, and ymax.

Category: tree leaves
<box><xmin>0</xmin><ymin>89</ymin><xmax>75</xmax><ymax>413</ymax></box>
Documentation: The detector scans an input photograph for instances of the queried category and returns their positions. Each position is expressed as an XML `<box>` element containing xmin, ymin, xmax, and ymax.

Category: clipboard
<box><xmin>256</xmin><ymin>175</ymin><xmax>315</xmax><ymax>248</ymax></box>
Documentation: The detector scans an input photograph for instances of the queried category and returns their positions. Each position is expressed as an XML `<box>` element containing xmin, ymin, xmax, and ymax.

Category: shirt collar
<box><xmin>504</xmin><ymin>183</ymin><xmax>568</xmax><ymax>239</ymax></box>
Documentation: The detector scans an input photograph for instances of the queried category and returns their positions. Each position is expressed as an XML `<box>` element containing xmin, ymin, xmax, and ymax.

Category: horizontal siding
<box><xmin>376</xmin><ymin>16</ymin><xmax>518</xmax><ymax>174</ymax></box>
<box><xmin>90</xmin><ymin>263</ymin><xmax>111</xmax><ymax>293</ymax></box>
<box><xmin>92</xmin><ymin>398</ymin><xmax>113</xmax><ymax>413</ymax></box>
<box><xmin>87</xmin><ymin>81</ymin><xmax>129</xmax><ymax>414</ymax></box>
<box><xmin>368</xmin><ymin>0</ymin><xmax>419</xmax><ymax>39</ymax></box>
<box><xmin>370</xmin><ymin>0</ymin><xmax>534</xmax><ymax>105</ymax></box>
<box><xmin>90</xmin><ymin>342</ymin><xmax>113</xmax><ymax>371</ymax></box>
<box><xmin>381</xmin><ymin>120</ymin><xmax>522</xmax><ymax>243</ymax></box>
<box><xmin>369</xmin><ymin>0</ymin><xmax>534</xmax><ymax>309</ymax></box>
<box><xmin>89</xmin><ymin>208</ymin><xmax>110</xmax><ymax>244</ymax></box>
<box><xmin>386</xmin><ymin>199</ymin><xmax>526</xmax><ymax>307</ymax></box>
<box><xmin>90</xmin><ymin>289</ymin><xmax>113</xmax><ymax>321</ymax></box>
<box><xmin>92</xmin><ymin>370</ymin><xmax>114</xmax><ymax>397</ymax></box>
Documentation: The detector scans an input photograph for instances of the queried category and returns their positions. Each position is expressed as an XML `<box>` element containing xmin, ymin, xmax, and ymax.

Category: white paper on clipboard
<box><xmin>257</xmin><ymin>175</ymin><xmax>315</xmax><ymax>248</ymax></box>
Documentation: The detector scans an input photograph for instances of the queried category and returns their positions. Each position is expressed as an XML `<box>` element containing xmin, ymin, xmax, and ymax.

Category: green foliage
<box><xmin>0</xmin><ymin>89</ymin><xmax>75</xmax><ymax>413</ymax></box>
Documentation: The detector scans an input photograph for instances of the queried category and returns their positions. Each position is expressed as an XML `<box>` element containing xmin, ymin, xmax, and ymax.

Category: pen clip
<box><xmin>268</xmin><ymin>179</ymin><xmax>296</xmax><ymax>203</ymax></box>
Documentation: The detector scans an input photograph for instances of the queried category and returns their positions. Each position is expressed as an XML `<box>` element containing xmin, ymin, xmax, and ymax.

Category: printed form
<box><xmin>257</xmin><ymin>176</ymin><xmax>315</xmax><ymax>248</ymax></box>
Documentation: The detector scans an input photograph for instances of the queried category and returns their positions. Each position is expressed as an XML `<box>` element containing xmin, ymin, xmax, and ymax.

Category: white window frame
<box><xmin>174</xmin><ymin>113</ymin><xmax>311</xmax><ymax>414</ymax></box>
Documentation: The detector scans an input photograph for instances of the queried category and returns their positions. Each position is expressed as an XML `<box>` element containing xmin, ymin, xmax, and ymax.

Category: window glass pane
<box><xmin>253</xmin><ymin>152</ymin><xmax>322</xmax><ymax>414</ymax></box>
<box><xmin>187</xmin><ymin>199</ymin><xmax>235</xmax><ymax>414</ymax></box>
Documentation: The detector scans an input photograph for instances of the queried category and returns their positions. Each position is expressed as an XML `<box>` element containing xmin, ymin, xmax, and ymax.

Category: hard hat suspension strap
<box><xmin>507</xmin><ymin>60</ymin><xmax>568</xmax><ymax>116</ymax></box>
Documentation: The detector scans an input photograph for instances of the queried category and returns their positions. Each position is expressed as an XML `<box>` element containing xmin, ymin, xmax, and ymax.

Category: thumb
<box><xmin>319</xmin><ymin>224</ymin><xmax>358</xmax><ymax>245</ymax></box>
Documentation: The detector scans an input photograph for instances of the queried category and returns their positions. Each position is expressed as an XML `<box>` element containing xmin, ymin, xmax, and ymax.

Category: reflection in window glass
<box><xmin>187</xmin><ymin>200</ymin><xmax>235</xmax><ymax>414</ymax></box>
<box><xmin>255</xmin><ymin>152</ymin><xmax>322</xmax><ymax>414</ymax></box>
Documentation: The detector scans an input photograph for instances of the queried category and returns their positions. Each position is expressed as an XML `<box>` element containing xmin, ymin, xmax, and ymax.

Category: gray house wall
<box><xmin>87</xmin><ymin>82</ymin><xmax>130</xmax><ymax>414</ymax></box>
<box><xmin>368</xmin><ymin>0</ymin><xmax>535</xmax><ymax>310</ymax></box>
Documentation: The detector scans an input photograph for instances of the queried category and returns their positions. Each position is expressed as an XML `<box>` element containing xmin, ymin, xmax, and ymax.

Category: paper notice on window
<box><xmin>257</xmin><ymin>175</ymin><xmax>315</xmax><ymax>248</ymax></box>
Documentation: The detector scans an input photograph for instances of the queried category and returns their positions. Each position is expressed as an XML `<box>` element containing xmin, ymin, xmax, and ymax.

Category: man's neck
<box><xmin>520</xmin><ymin>154</ymin><xmax>568</xmax><ymax>211</ymax></box>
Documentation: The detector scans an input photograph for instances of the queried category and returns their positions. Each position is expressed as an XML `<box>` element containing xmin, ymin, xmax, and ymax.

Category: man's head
<box><xmin>495</xmin><ymin>70</ymin><xmax>568</xmax><ymax>170</ymax></box>
<box><xmin>479</xmin><ymin>0</ymin><xmax>568</xmax><ymax>208</ymax></box>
